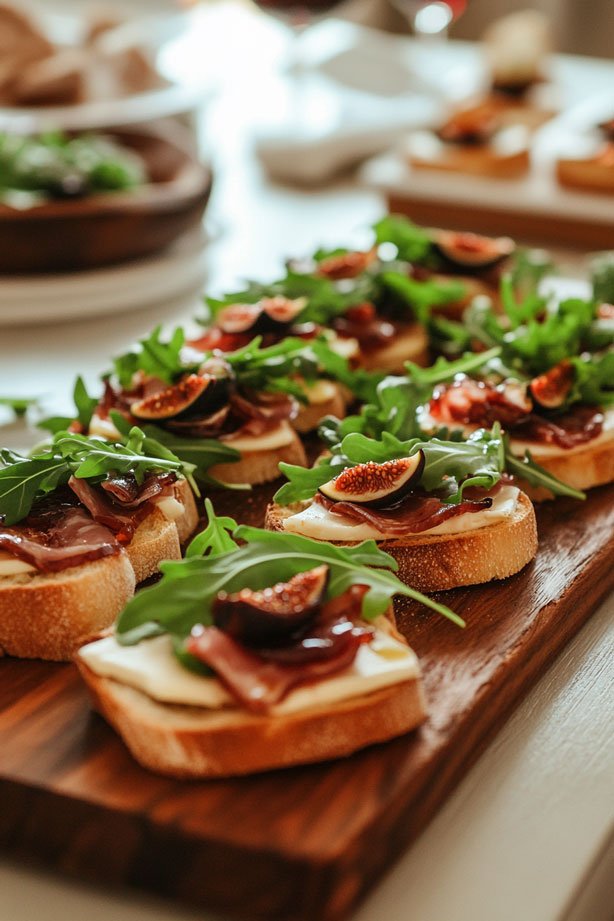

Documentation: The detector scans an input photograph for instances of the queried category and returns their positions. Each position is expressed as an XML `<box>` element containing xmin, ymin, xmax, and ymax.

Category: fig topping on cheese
<box><xmin>318</xmin><ymin>454</ymin><xmax>424</xmax><ymax>509</ymax></box>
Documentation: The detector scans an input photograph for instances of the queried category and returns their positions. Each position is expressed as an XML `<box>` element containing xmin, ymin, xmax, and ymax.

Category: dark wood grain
<box><xmin>0</xmin><ymin>125</ymin><xmax>212</xmax><ymax>274</ymax></box>
<box><xmin>0</xmin><ymin>484</ymin><xmax>612</xmax><ymax>921</ymax></box>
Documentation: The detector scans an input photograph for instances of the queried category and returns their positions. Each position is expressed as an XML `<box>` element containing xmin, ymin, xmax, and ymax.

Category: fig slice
<box><xmin>529</xmin><ymin>360</ymin><xmax>574</xmax><ymax>410</ymax></box>
<box><xmin>131</xmin><ymin>374</ymin><xmax>228</xmax><ymax>422</ymax></box>
<box><xmin>216</xmin><ymin>303</ymin><xmax>263</xmax><ymax>334</ymax></box>
<box><xmin>261</xmin><ymin>295</ymin><xmax>307</xmax><ymax>327</ymax></box>
<box><xmin>432</xmin><ymin>230</ymin><xmax>515</xmax><ymax>272</ymax></box>
<box><xmin>319</xmin><ymin>453</ymin><xmax>424</xmax><ymax>509</ymax></box>
<box><xmin>213</xmin><ymin>565</ymin><xmax>329</xmax><ymax>647</ymax></box>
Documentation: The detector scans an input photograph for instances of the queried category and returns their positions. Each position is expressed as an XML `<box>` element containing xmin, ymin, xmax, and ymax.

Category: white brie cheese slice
<box><xmin>283</xmin><ymin>485</ymin><xmax>520</xmax><ymax>541</ymax></box>
<box><xmin>0</xmin><ymin>552</ymin><xmax>36</xmax><ymax>575</ymax></box>
<box><xmin>221</xmin><ymin>420</ymin><xmax>295</xmax><ymax>453</ymax></box>
<box><xmin>89</xmin><ymin>413</ymin><xmax>122</xmax><ymax>441</ymax></box>
<box><xmin>79</xmin><ymin>629</ymin><xmax>419</xmax><ymax>716</ymax></box>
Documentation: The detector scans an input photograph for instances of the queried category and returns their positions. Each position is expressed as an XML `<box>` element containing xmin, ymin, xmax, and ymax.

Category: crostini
<box><xmin>421</xmin><ymin>291</ymin><xmax>614</xmax><ymax>497</ymax></box>
<box><xmin>76</xmin><ymin>502</ymin><xmax>461</xmax><ymax>778</ymax></box>
<box><xmin>0</xmin><ymin>427</ymin><xmax>198</xmax><ymax>660</ymax></box>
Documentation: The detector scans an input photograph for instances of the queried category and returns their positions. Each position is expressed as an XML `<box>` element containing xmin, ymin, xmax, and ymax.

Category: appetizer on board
<box><xmin>0</xmin><ymin>428</ymin><xmax>198</xmax><ymax>660</ymax></box>
<box><xmin>76</xmin><ymin>502</ymin><xmax>460</xmax><ymax>778</ymax></box>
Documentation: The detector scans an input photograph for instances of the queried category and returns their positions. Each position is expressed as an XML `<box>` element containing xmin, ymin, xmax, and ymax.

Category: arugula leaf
<box><xmin>372</xmin><ymin>215</ymin><xmax>433</xmax><ymax>264</ymax></box>
<box><xmin>0</xmin><ymin>454</ymin><xmax>70</xmax><ymax>525</ymax></box>
<box><xmin>38</xmin><ymin>376</ymin><xmax>98</xmax><ymax>434</ymax></box>
<box><xmin>508</xmin><ymin>247</ymin><xmax>554</xmax><ymax>299</ymax></box>
<box><xmin>591</xmin><ymin>251</ymin><xmax>614</xmax><ymax>303</ymax></box>
<box><xmin>503</xmin><ymin>444</ymin><xmax>585</xmax><ymax>500</ymax></box>
<box><xmin>0</xmin><ymin>396</ymin><xmax>39</xmax><ymax>418</ymax></box>
<box><xmin>378</xmin><ymin>271</ymin><xmax>467</xmax><ymax>324</ymax></box>
<box><xmin>112</xmin><ymin>326</ymin><xmax>191</xmax><ymax>389</ymax></box>
<box><xmin>185</xmin><ymin>498</ymin><xmax>238</xmax><ymax>558</ymax></box>
<box><xmin>0</xmin><ymin>425</ymin><xmax>196</xmax><ymax>525</ymax></box>
<box><xmin>116</xmin><ymin>508</ymin><xmax>463</xmax><ymax>642</ymax></box>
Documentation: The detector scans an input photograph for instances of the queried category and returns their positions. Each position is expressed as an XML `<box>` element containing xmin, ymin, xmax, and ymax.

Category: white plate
<box><xmin>0</xmin><ymin>231</ymin><xmax>208</xmax><ymax>326</ymax></box>
<box><xmin>0</xmin><ymin>8</ymin><xmax>215</xmax><ymax>133</ymax></box>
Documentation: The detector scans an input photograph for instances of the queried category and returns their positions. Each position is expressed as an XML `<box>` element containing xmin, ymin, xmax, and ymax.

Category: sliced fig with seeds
<box><xmin>432</xmin><ymin>230</ymin><xmax>515</xmax><ymax>272</ymax></box>
<box><xmin>216</xmin><ymin>303</ymin><xmax>263</xmax><ymax>334</ymax></box>
<box><xmin>529</xmin><ymin>360</ymin><xmax>574</xmax><ymax>410</ymax></box>
<box><xmin>213</xmin><ymin>565</ymin><xmax>329</xmax><ymax>646</ymax></box>
<box><xmin>131</xmin><ymin>374</ymin><xmax>229</xmax><ymax>423</ymax></box>
<box><xmin>319</xmin><ymin>454</ymin><xmax>424</xmax><ymax>508</ymax></box>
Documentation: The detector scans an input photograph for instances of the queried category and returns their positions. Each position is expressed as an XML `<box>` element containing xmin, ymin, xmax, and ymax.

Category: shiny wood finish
<box><xmin>0</xmin><ymin>484</ymin><xmax>612</xmax><ymax>921</ymax></box>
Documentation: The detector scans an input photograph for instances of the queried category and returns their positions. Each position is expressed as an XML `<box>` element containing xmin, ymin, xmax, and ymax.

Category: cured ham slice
<box><xmin>316</xmin><ymin>491</ymin><xmax>493</xmax><ymax>538</ymax></box>
<box><xmin>0</xmin><ymin>504</ymin><xmax>119</xmax><ymax>573</ymax></box>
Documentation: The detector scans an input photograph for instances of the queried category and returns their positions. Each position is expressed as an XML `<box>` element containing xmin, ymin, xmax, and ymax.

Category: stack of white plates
<box><xmin>0</xmin><ymin>231</ymin><xmax>209</xmax><ymax>327</ymax></box>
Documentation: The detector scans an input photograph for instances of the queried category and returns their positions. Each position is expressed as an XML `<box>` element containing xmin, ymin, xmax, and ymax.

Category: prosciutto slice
<box><xmin>0</xmin><ymin>504</ymin><xmax>120</xmax><ymax>573</ymax></box>
<box><xmin>100</xmin><ymin>471</ymin><xmax>177</xmax><ymax>508</ymax></box>
<box><xmin>316</xmin><ymin>492</ymin><xmax>493</xmax><ymax>538</ymax></box>
<box><xmin>69</xmin><ymin>476</ymin><xmax>160</xmax><ymax>542</ymax></box>
<box><xmin>187</xmin><ymin>615</ymin><xmax>373</xmax><ymax>714</ymax></box>
<box><xmin>513</xmin><ymin>407</ymin><xmax>604</xmax><ymax>449</ymax></box>
<box><xmin>430</xmin><ymin>377</ymin><xmax>532</xmax><ymax>428</ymax></box>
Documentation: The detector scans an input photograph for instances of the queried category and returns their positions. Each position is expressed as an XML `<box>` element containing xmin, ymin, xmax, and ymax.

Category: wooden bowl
<box><xmin>0</xmin><ymin>126</ymin><xmax>212</xmax><ymax>274</ymax></box>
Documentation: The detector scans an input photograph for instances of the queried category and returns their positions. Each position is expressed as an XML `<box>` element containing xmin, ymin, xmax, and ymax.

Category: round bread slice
<box><xmin>125</xmin><ymin>508</ymin><xmax>181</xmax><ymax>583</ymax></box>
<box><xmin>265</xmin><ymin>491</ymin><xmax>537</xmax><ymax>593</ymax></box>
<box><xmin>556</xmin><ymin>156</ymin><xmax>614</xmax><ymax>194</ymax></box>
<box><xmin>208</xmin><ymin>432</ymin><xmax>308</xmax><ymax>486</ymax></box>
<box><xmin>512</xmin><ymin>436</ymin><xmax>614</xmax><ymax>501</ymax></box>
<box><xmin>173</xmin><ymin>477</ymin><xmax>199</xmax><ymax>544</ymax></box>
<box><xmin>0</xmin><ymin>553</ymin><xmax>135</xmax><ymax>661</ymax></box>
<box><xmin>76</xmin><ymin>660</ymin><xmax>426</xmax><ymax>778</ymax></box>
<box><xmin>360</xmin><ymin>322</ymin><xmax>429</xmax><ymax>373</ymax></box>
<box><xmin>294</xmin><ymin>385</ymin><xmax>346</xmax><ymax>434</ymax></box>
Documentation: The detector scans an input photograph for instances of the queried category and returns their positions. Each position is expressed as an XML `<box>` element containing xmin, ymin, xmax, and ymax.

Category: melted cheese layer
<box><xmin>283</xmin><ymin>485</ymin><xmax>520</xmax><ymax>542</ymax></box>
<box><xmin>79</xmin><ymin>630</ymin><xmax>419</xmax><ymax>716</ymax></box>
<box><xmin>221</xmin><ymin>420</ymin><xmax>295</xmax><ymax>452</ymax></box>
<box><xmin>0</xmin><ymin>552</ymin><xmax>36</xmax><ymax>575</ymax></box>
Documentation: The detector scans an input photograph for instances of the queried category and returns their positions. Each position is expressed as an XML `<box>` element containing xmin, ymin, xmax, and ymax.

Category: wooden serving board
<box><xmin>0</xmin><ymin>484</ymin><xmax>612</xmax><ymax>921</ymax></box>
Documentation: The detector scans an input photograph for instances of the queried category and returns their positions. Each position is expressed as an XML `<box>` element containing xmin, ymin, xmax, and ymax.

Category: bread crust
<box><xmin>513</xmin><ymin>435</ymin><xmax>614</xmax><ymax>500</ymax></box>
<box><xmin>360</xmin><ymin>323</ymin><xmax>429</xmax><ymax>373</ymax></box>
<box><xmin>0</xmin><ymin>553</ymin><xmax>135</xmax><ymax>661</ymax></box>
<box><xmin>174</xmin><ymin>477</ymin><xmax>199</xmax><ymax>544</ymax></box>
<box><xmin>76</xmin><ymin>660</ymin><xmax>426</xmax><ymax>778</ymax></box>
<box><xmin>408</xmin><ymin>138</ymin><xmax>530</xmax><ymax>179</ymax></box>
<box><xmin>125</xmin><ymin>509</ymin><xmax>181</xmax><ymax>583</ymax></box>
<box><xmin>265</xmin><ymin>491</ymin><xmax>537</xmax><ymax>592</ymax></box>
<box><xmin>208</xmin><ymin>432</ymin><xmax>308</xmax><ymax>486</ymax></box>
<box><xmin>556</xmin><ymin>156</ymin><xmax>614</xmax><ymax>194</ymax></box>
<box><xmin>294</xmin><ymin>386</ymin><xmax>346</xmax><ymax>434</ymax></box>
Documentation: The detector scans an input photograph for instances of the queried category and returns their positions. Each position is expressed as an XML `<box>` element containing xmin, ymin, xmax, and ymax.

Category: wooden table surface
<box><xmin>1</xmin><ymin>4</ymin><xmax>613</xmax><ymax>920</ymax></box>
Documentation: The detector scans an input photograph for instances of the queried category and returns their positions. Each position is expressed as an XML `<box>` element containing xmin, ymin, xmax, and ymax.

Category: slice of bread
<box><xmin>265</xmin><ymin>491</ymin><xmax>537</xmax><ymax>592</ymax></box>
<box><xmin>0</xmin><ymin>553</ymin><xmax>135</xmax><ymax>661</ymax></box>
<box><xmin>556</xmin><ymin>155</ymin><xmax>614</xmax><ymax>194</ymax></box>
<box><xmin>360</xmin><ymin>322</ymin><xmax>429</xmax><ymax>373</ymax></box>
<box><xmin>173</xmin><ymin>477</ymin><xmax>199</xmax><ymax>544</ymax></box>
<box><xmin>513</xmin><ymin>436</ymin><xmax>614</xmax><ymax>501</ymax></box>
<box><xmin>76</xmin><ymin>658</ymin><xmax>426</xmax><ymax>778</ymax></box>
<box><xmin>294</xmin><ymin>386</ymin><xmax>346</xmax><ymax>434</ymax></box>
<box><xmin>125</xmin><ymin>508</ymin><xmax>181</xmax><ymax>583</ymax></box>
<box><xmin>406</xmin><ymin>129</ymin><xmax>530</xmax><ymax>180</ymax></box>
<box><xmin>208</xmin><ymin>432</ymin><xmax>308</xmax><ymax>486</ymax></box>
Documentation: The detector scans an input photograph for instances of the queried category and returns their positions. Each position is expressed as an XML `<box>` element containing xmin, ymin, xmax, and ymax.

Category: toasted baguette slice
<box><xmin>360</xmin><ymin>322</ymin><xmax>429</xmax><ymax>373</ymax></box>
<box><xmin>294</xmin><ymin>385</ymin><xmax>346</xmax><ymax>434</ymax></box>
<box><xmin>556</xmin><ymin>155</ymin><xmax>614</xmax><ymax>194</ymax></box>
<box><xmin>406</xmin><ymin>129</ymin><xmax>530</xmax><ymax>179</ymax></box>
<box><xmin>512</xmin><ymin>435</ymin><xmax>614</xmax><ymax>501</ymax></box>
<box><xmin>0</xmin><ymin>553</ymin><xmax>135</xmax><ymax>661</ymax></box>
<box><xmin>76</xmin><ymin>658</ymin><xmax>426</xmax><ymax>778</ymax></box>
<box><xmin>125</xmin><ymin>508</ymin><xmax>181</xmax><ymax>583</ymax></box>
<box><xmin>173</xmin><ymin>477</ymin><xmax>199</xmax><ymax>544</ymax></box>
<box><xmin>265</xmin><ymin>491</ymin><xmax>537</xmax><ymax>593</ymax></box>
<box><xmin>209</xmin><ymin>431</ymin><xmax>308</xmax><ymax>486</ymax></box>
